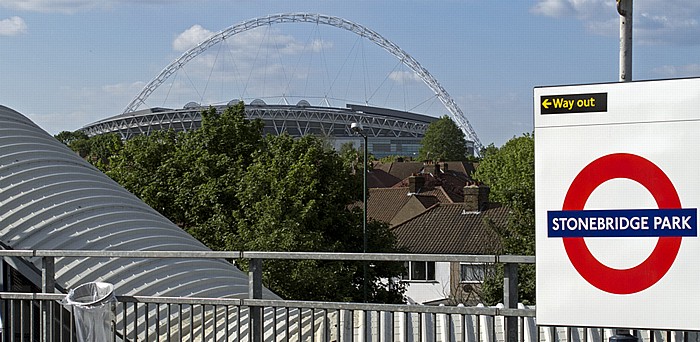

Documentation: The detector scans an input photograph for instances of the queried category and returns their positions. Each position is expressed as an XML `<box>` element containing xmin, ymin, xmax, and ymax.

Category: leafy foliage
<box><xmin>235</xmin><ymin>134</ymin><xmax>405</xmax><ymax>301</ymax></box>
<box><xmin>473</xmin><ymin>133</ymin><xmax>535</xmax><ymax>304</ymax></box>
<box><xmin>56</xmin><ymin>130</ymin><xmax>123</xmax><ymax>170</ymax></box>
<box><xmin>418</xmin><ymin>115</ymin><xmax>470</xmax><ymax>161</ymax></box>
<box><xmin>56</xmin><ymin>103</ymin><xmax>406</xmax><ymax>303</ymax></box>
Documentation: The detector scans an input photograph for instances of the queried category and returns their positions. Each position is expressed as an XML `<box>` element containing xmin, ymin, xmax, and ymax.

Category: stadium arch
<box><xmin>122</xmin><ymin>13</ymin><xmax>484</xmax><ymax>153</ymax></box>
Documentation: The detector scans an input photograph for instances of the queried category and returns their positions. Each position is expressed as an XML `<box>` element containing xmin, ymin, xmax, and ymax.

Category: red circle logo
<box><xmin>562</xmin><ymin>153</ymin><xmax>682</xmax><ymax>294</ymax></box>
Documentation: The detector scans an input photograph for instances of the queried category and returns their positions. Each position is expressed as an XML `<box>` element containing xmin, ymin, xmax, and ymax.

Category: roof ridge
<box><xmin>389</xmin><ymin>202</ymin><xmax>441</xmax><ymax>230</ymax></box>
<box><xmin>435</xmin><ymin>185</ymin><xmax>456</xmax><ymax>203</ymax></box>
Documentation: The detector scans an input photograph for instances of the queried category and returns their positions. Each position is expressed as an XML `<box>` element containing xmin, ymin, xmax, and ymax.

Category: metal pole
<box><xmin>503</xmin><ymin>263</ymin><xmax>518</xmax><ymax>342</ymax></box>
<box><xmin>249</xmin><ymin>258</ymin><xmax>263</xmax><ymax>342</ymax></box>
<box><xmin>618</xmin><ymin>0</ymin><xmax>633</xmax><ymax>82</ymax></box>
<box><xmin>41</xmin><ymin>256</ymin><xmax>55</xmax><ymax>342</ymax></box>
<box><xmin>362</xmin><ymin>133</ymin><xmax>368</xmax><ymax>302</ymax></box>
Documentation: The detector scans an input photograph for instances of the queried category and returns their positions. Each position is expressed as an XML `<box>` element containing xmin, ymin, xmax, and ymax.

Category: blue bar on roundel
<box><xmin>548</xmin><ymin>208</ymin><xmax>697</xmax><ymax>238</ymax></box>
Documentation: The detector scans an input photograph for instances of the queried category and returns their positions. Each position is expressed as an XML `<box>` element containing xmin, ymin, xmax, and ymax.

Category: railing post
<box><xmin>41</xmin><ymin>256</ymin><xmax>55</xmax><ymax>342</ymax></box>
<box><xmin>503</xmin><ymin>262</ymin><xmax>518</xmax><ymax>342</ymax></box>
<box><xmin>249</xmin><ymin>258</ymin><xmax>263</xmax><ymax>342</ymax></box>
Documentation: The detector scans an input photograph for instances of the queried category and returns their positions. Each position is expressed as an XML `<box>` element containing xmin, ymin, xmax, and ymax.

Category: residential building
<box><xmin>367</xmin><ymin>162</ymin><xmax>509</xmax><ymax>305</ymax></box>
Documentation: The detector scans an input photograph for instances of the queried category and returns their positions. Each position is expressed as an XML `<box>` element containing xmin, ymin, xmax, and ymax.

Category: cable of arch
<box><xmin>123</xmin><ymin>12</ymin><xmax>483</xmax><ymax>152</ymax></box>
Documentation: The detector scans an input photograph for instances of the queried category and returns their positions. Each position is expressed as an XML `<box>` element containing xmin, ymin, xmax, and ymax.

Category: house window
<box><xmin>460</xmin><ymin>263</ymin><xmax>486</xmax><ymax>283</ymax></box>
<box><xmin>403</xmin><ymin>261</ymin><xmax>435</xmax><ymax>281</ymax></box>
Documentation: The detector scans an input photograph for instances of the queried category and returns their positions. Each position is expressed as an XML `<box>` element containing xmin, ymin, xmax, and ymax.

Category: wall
<box><xmin>403</xmin><ymin>262</ymin><xmax>451</xmax><ymax>304</ymax></box>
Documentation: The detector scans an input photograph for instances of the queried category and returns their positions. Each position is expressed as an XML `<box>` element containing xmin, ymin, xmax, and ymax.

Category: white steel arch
<box><xmin>124</xmin><ymin>12</ymin><xmax>484</xmax><ymax>152</ymax></box>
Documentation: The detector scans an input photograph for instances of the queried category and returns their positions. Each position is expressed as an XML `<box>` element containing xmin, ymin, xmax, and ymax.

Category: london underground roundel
<box><xmin>535</xmin><ymin>78</ymin><xmax>700</xmax><ymax>330</ymax></box>
<box><xmin>555</xmin><ymin>153</ymin><xmax>689</xmax><ymax>294</ymax></box>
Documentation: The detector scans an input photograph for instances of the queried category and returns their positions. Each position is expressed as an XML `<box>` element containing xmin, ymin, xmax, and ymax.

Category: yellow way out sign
<box><xmin>540</xmin><ymin>92</ymin><xmax>607</xmax><ymax>114</ymax></box>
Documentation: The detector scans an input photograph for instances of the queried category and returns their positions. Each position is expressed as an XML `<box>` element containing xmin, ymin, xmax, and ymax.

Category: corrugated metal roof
<box><xmin>0</xmin><ymin>105</ymin><xmax>276</xmax><ymax>299</ymax></box>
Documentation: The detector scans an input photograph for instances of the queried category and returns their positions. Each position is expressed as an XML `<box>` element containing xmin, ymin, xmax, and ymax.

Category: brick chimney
<box><xmin>463</xmin><ymin>184</ymin><xmax>490</xmax><ymax>211</ymax></box>
<box><xmin>408</xmin><ymin>174</ymin><xmax>425</xmax><ymax>193</ymax></box>
<box><xmin>434</xmin><ymin>162</ymin><xmax>441</xmax><ymax>175</ymax></box>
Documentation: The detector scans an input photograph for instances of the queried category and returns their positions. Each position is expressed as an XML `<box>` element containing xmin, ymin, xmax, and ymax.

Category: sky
<box><xmin>2</xmin><ymin>0</ymin><xmax>700</xmax><ymax>147</ymax></box>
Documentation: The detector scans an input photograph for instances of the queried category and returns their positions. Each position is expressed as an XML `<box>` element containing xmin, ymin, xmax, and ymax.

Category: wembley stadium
<box><xmin>80</xmin><ymin>100</ymin><xmax>476</xmax><ymax>158</ymax></box>
<box><xmin>81</xmin><ymin>13</ymin><xmax>481</xmax><ymax>158</ymax></box>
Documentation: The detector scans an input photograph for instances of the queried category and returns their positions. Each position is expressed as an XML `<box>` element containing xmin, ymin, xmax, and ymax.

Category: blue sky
<box><xmin>2</xmin><ymin>0</ymin><xmax>700</xmax><ymax>147</ymax></box>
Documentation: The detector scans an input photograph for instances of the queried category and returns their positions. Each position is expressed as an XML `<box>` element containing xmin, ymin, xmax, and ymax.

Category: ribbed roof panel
<box><xmin>0</xmin><ymin>105</ymin><xmax>276</xmax><ymax>299</ymax></box>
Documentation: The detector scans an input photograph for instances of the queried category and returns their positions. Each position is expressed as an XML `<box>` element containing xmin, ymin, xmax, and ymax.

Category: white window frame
<box><xmin>401</xmin><ymin>261</ymin><xmax>436</xmax><ymax>282</ymax></box>
<box><xmin>459</xmin><ymin>263</ymin><xmax>486</xmax><ymax>284</ymax></box>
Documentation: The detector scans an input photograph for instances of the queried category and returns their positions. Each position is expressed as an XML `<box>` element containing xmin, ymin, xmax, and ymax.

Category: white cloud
<box><xmin>530</xmin><ymin>0</ymin><xmax>573</xmax><ymax>18</ymax></box>
<box><xmin>0</xmin><ymin>0</ymin><xmax>101</xmax><ymax>13</ymax></box>
<box><xmin>0</xmin><ymin>16</ymin><xmax>26</xmax><ymax>36</ymax></box>
<box><xmin>652</xmin><ymin>64</ymin><xmax>700</xmax><ymax>78</ymax></box>
<box><xmin>173</xmin><ymin>25</ymin><xmax>214</xmax><ymax>52</ymax></box>
<box><xmin>531</xmin><ymin>0</ymin><xmax>700</xmax><ymax>45</ymax></box>
<box><xmin>102</xmin><ymin>81</ymin><xmax>147</xmax><ymax>96</ymax></box>
<box><xmin>0</xmin><ymin>0</ymin><xmax>192</xmax><ymax>13</ymax></box>
<box><xmin>531</xmin><ymin>0</ymin><xmax>613</xmax><ymax>19</ymax></box>
<box><xmin>167</xmin><ymin>26</ymin><xmax>320</xmax><ymax>97</ymax></box>
<box><xmin>309</xmin><ymin>39</ymin><xmax>333</xmax><ymax>52</ymax></box>
<box><xmin>389</xmin><ymin>71</ymin><xmax>422</xmax><ymax>84</ymax></box>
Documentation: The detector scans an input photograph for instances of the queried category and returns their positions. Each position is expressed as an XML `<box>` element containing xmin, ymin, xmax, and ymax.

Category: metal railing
<box><xmin>5</xmin><ymin>250</ymin><xmax>654</xmax><ymax>342</ymax></box>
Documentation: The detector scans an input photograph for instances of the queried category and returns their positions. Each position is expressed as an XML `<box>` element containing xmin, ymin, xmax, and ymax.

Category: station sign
<box><xmin>540</xmin><ymin>92</ymin><xmax>607</xmax><ymax>114</ymax></box>
<box><xmin>535</xmin><ymin>78</ymin><xmax>700</xmax><ymax>330</ymax></box>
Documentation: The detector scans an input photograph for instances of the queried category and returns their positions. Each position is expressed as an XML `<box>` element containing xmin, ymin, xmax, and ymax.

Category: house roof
<box><xmin>389</xmin><ymin>194</ymin><xmax>439</xmax><ymax>227</ymax></box>
<box><xmin>367</xmin><ymin>169</ymin><xmax>402</xmax><ymax>188</ymax></box>
<box><xmin>441</xmin><ymin>161</ymin><xmax>476</xmax><ymax>176</ymax></box>
<box><xmin>367</xmin><ymin>187</ymin><xmax>455</xmax><ymax>225</ymax></box>
<box><xmin>377</xmin><ymin>162</ymin><xmax>425</xmax><ymax>180</ymax></box>
<box><xmin>392</xmin><ymin>173</ymin><xmax>465</xmax><ymax>203</ymax></box>
<box><xmin>391</xmin><ymin>203</ymin><xmax>509</xmax><ymax>255</ymax></box>
<box><xmin>367</xmin><ymin>188</ymin><xmax>414</xmax><ymax>224</ymax></box>
<box><xmin>373</xmin><ymin>161</ymin><xmax>476</xmax><ymax>181</ymax></box>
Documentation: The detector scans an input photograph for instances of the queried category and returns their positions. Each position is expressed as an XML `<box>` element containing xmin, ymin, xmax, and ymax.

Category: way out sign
<box><xmin>535</xmin><ymin>78</ymin><xmax>700</xmax><ymax>330</ymax></box>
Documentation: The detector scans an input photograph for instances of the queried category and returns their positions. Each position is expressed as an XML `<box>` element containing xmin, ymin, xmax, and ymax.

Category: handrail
<box><xmin>0</xmin><ymin>292</ymin><xmax>535</xmax><ymax>317</ymax></box>
<box><xmin>3</xmin><ymin>249</ymin><xmax>535</xmax><ymax>264</ymax></box>
<box><xmin>0</xmin><ymin>249</ymin><xmax>535</xmax><ymax>342</ymax></box>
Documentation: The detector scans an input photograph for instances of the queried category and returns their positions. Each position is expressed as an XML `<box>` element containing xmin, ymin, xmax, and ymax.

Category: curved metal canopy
<box><xmin>0</xmin><ymin>105</ymin><xmax>276</xmax><ymax>301</ymax></box>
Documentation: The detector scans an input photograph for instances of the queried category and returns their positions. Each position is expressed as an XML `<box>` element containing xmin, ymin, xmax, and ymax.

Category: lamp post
<box><xmin>350</xmin><ymin>122</ymin><xmax>368</xmax><ymax>302</ymax></box>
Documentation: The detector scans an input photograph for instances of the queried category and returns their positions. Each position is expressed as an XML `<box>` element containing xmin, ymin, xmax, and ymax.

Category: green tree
<box><xmin>235</xmin><ymin>134</ymin><xmax>405</xmax><ymax>302</ymax></box>
<box><xmin>55</xmin><ymin>130</ymin><xmax>91</xmax><ymax>157</ymax></box>
<box><xmin>108</xmin><ymin>104</ymin><xmax>265</xmax><ymax>250</ymax></box>
<box><xmin>479</xmin><ymin>143</ymin><xmax>500</xmax><ymax>160</ymax></box>
<box><xmin>103</xmin><ymin>103</ymin><xmax>406</xmax><ymax>302</ymax></box>
<box><xmin>473</xmin><ymin>133</ymin><xmax>535</xmax><ymax>304</ymax></box>
<box><xmin>106</xmin><ymin>129</ymin><xmax>181</xmax><ymax>221</ymax></box>
<box><xmin>418</xmin><ymin>116</ymin><xmax>470</xmax><ymax>161</ymax></box>
<box><xmin>55</xmin><ymin>130</ymin><xmax>123</xmax><ymax>171</ymax></box>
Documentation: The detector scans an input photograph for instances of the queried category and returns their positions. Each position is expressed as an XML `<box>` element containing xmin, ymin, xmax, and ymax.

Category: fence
<box><xmin>0</xmin><ymin>250</ymin><xmax>694</xmax><ymax>342</ymax></box>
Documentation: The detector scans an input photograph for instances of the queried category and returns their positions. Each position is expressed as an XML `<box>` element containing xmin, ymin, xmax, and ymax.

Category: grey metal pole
<box><xmin>503</xmin><ymin>263</ymin><xmax>519</xmax><ymax>342</ymax></box>
<box><xmin>618</xmin><ymin>0</ymin><xmax>633</xmax><ymax>82</ymax></box>
<box><xmin>362</xmin><ymin>133</ymin><xmax>368</xmax><ymax>302</ymax></box>
<box><xmin>41</xmin><ymin>256</ymin><xmax>55</xmax><ymax>342</ymax></box>
<box><xmin>249</xmin><ymin>258</ymin><xmax>263</xmax><ymax>342</ymax></box>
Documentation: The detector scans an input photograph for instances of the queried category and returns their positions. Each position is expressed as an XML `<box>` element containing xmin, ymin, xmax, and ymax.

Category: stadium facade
<box><xmin>82</xmin><ymin>100</ymin><xmax>475</xmax><ymax>158</ymax></box>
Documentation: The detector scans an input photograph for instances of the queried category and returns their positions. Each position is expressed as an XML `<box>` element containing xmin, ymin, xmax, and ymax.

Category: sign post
<box><xmin>535</xmin><ymin>78</ymin><xmax>700</xmax><ymax>330</ymax></box>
